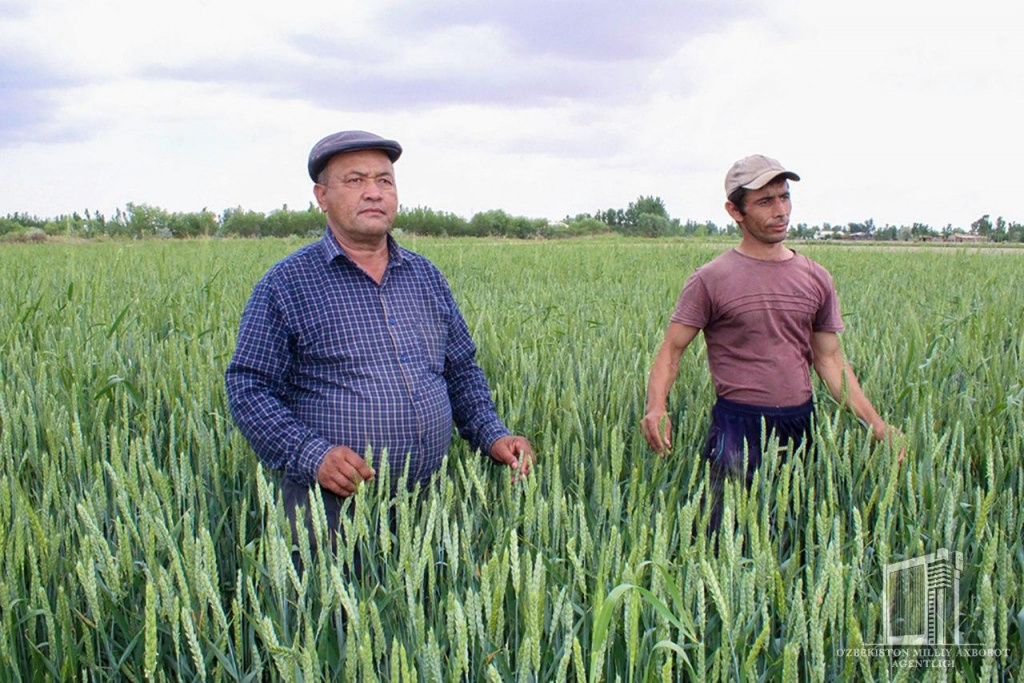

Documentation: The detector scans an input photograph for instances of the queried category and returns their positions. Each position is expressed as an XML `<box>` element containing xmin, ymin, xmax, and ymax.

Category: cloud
<box><xmin>0</xmin><ymin>54</ymin><xmax>90</xmax><ymax>146</ymax></box>
<box><xmin>4</xmin><ymin>0</ymin><xmax>1022</xmax><ymax>227</ymax></box>
<box><xmin>142</xmin><ymin>0</ymin><xmax>755</xmax><ymax>111</ymax></box>
<box><xmin>3</xmin><ymin>0</ymin><xmax>757</xmax><ymax>156</ymax></box>
<box><xmin>396</xmin><ymin>0</ymin><xmax>751</xmax><ymax>61</ymax></box>
<box><xmin>0</xmin><ymin>0</ymin><xmax>32</xmax><ymax>19</ymax></box>
<box><xmin>148</xmin><ymin>51</ymin><xmax>641</xmax><ymax>111</ymax></box>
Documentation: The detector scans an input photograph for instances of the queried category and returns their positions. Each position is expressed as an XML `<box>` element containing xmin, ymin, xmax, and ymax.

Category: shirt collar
<box><xmin>318</xmin><ymin>226</ymin><xmax>406</xmax><ymax>268</ymax></box>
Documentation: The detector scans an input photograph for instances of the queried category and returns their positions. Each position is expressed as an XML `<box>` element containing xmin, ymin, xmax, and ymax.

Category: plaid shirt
<box><xmin>225</xmin><ymin>229</ymin><xmax>509</xmax><ymax>487</ymax></box>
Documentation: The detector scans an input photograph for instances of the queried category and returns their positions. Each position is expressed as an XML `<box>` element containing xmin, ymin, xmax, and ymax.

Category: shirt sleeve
<box><xmin>812</xmin><ymin>268</ymin><xmax>845</xmax><ymax>333</ymax></box>
<box><xmin>224</xmin><ymin>278</ymin><xmax>332</xmax><ymax>485</ymax></box>
<box><xmin>670</xmin><ymin>270</ymin><xmax>712</xmax><ymax>329</ymax></box>
<box><xmin>436</xmin><ymin>274</ymin><xmax>509</xmax><ymax>455</ymax></box>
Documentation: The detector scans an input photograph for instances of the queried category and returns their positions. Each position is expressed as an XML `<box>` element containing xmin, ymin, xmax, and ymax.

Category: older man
<box><xmin>642</xmin><ymin>154</ymin><xmax>901</xmax><ymax>531</ymax></box>
<box><xmin>226</xmin><ymin>130</ymin><xmax>534</xmax><ymax>538</ymax></box>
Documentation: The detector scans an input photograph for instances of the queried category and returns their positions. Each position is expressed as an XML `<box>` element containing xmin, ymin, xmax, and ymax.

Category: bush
<box><xmin>621</xmin><ymin>213</ymin><xmax>670</xmax><ymax>238</ymax></box>
<box><xmin>221</xmin><ymin>208</ymin><xmax>267</xmax><ymax>238</ymax></box>
<box><xmin>0</xmin><ymin>218</ymin><xmax>28</xmax><ymax>236</ymax></box>
<box><xmin>168</xmin><ymin>210</ymin><xmax>219</xmax><ymax>238</ymax></box>
<box><xmin>0</xmin><ymin>227</ymin><xmax>47</xmax><ymax>243</ymax></box>
<box><xmin>265</xmin><ymin>205</ymin><xmax>323</xmax><ymax>238</ymax></box>
<box><xmin>565</xmin><ymin>217</ymin><xmax>607</xmax><ymax>237</ymax></box>
<box><xmin>393</xmin><ymin>207</ymin><xmax>469</xmax><ymax>237</ymax></box>
<box><xmin>469</xmin><ymin>209</ymin><xmax>512</xmax><ymax>237</ymax></box>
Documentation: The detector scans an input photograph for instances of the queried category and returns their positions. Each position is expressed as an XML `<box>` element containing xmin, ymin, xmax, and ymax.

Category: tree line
<box><xmin>2</xmin><ymin>199</ymin><xmax>1021</xmax><ymax>242</ymax></box>
<box><xmin>787</xmin><ymin>215</ymin><xmax>1024</xmax><ymax>243</ymax></box>
<box><xmin>0</xmin><ymin>196</ymin><xmax>700</xmax><ymax>241</ymax></box>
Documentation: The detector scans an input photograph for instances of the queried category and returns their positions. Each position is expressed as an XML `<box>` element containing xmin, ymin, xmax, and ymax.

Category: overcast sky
<box><xmin>2</xmin><ymin>0</ymin><xmax>1022</xmax><ymax>229</ymax></box>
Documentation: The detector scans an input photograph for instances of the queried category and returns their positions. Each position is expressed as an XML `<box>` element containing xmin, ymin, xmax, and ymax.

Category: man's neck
<box><xmin>735</xmin><ymin>238</ymin><xmax>794</xmax><ymax>262</ymax></box>
<box><xmin>331</xmin><ymin>229</ymin><xmax>391</xmax><ymax>283</ymax></box>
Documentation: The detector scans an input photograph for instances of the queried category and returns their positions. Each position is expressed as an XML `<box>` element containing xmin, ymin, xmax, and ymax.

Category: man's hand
<box><xmin>316</xmin><ymin>445</ymin><xmax>376</xmax><ymax>498</ymax></box>
<box><xmin>489</xmin><ymin>435</ymin><xmax>535</xmax><ymax>481</ymax></box>
<box><xmin>642</xmin><ymin>323</ymin><xmax>699</xmax><ymax>456</ymax></box>
<box><xmin>872</xmin><ymin>422</ymin><xmax>907</xmax><ymax>463</ymax></box>
<box><xmin>642</xmin><ymin>408</ymin><xmax>672</xmax><ymax>456</ymax></box>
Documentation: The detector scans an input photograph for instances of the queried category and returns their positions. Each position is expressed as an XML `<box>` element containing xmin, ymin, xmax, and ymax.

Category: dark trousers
<box><xmin>702</xmin><ymin>396</ymin><xmax>814</xmax><ymax>533</ymax></box>
<box><xmin>281</xmin><ymin>479</ymin><xmax>362</xmax><ymax>576</ymax></box>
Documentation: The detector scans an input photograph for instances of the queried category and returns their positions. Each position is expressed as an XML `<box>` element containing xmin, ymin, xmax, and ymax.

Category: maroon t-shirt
<box><xmin>671</xmin><ymin>249</ymin><xmax>844</xmax><ymax>407</ymax></box>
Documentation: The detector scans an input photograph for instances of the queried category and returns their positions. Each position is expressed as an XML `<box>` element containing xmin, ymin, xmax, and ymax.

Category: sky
<box><xmin>2</xmin><ymin>0</ymin><xmax>1023</xmax><ymax>230</ymax></box>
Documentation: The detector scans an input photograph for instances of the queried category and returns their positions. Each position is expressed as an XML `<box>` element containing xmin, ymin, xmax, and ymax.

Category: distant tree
<box><xmin>117</xmin><ymin>203</ymin><xmax>172</xmax><ymax>238</ymax></box>
<box><xmin>993</xmin><ymin>216</ymin><xmax>1007</xmax><ymax>242</ymax></box>
<box><xmin>263</xmin><ymin>204</ymin><xmax>322</xmax><ymax>237</ymax></box>
<box><xmin>847</xmin><ymin>218</ymin><xmax>874</xmax><ymax>235</ymax></box>
<box><xmin>789</xmin><ymin>222</ymin><xmax>817</xmax><ymax>239</ymax></box>
<box><xmin>595</xmin><ymin>207</ymin><xmax>627</xmax><ymax>228</ymax></box>
<box><xmin>221</xmin><ymin>207</ymin><xmax>267</xmax><ymax>237</ymax></box>
<box><xmin>971</xmin><ymin>214</ymin><xmax>992</xmax><ymax>237</ymax></box>
<box><xmin>620</xmin><ymin>213</ymin><xmax>670</xmax><ymax>238</ymax></box>
<box><xmin>566</xmin><ymin>217</ymin><xmax>607</xmax><ymax>236</ymax></box>
<box><xmin>395</xmin><ymin>206</ymin><xmax>470</xmax><ymax>236</ymax></box>
<box><xmin>508</xmin><ymin>216</ymin><xmax>542</xmax><ymax>239</ymax></box>
<box><xmin>624</xmin><ymin>196</ymin><xmax>668</xmax><ymax>227</ymax></box>
<box><xmin>874</xmin><ymin>224</ymin><xmax>898</xmax><ymax>241</ymax></box>
<box><xmin>168</xmin><ymin>209</ymin><xmax>219</xmax><ymax>238</ymax></box>
<box><xmin>910</xmin><ymin>222</ymin><xmax>935</xmax><ymax>240</ymax></box>
<box><xmin>636</xmin><ymin>196</ymin><xmax>669</xmax><ymax>217</ymax></box>
<box><xmin>468</xmin><ymin>209</ymin><xmax>512</xmax><ymax>237</ymax></box>
<box><xmin>2</xmin><ymin>212</ymin><xmax>45</xmax><ymax>231</ymax></box>
<box><xmin>83</xmin><ymin>209</ymin><xmax>106</xmax><ymax>236</ymax></box>
<box><xmin>0</xmin><ymin>217</ymin><xmax>27</xmax><ymax>235</ymax></box>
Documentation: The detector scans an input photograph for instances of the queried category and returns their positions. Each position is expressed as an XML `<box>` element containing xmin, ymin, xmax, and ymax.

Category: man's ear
<box><xmin>725</xmin><ymin>200</ymin><xmax>744</xmax><ymax>224</ymax></box>
<box><xmin>313</xmin><ymin>183</ymin><xmax>328</xmax><ymax>211</ymax></box>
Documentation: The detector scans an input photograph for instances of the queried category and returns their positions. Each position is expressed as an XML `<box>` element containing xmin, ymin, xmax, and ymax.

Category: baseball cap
<box><xmin>307</xmin><ymin>130</ymin><xmax>403</xmax><ymax>181</ymax></box>
<box><xmin>724</xmin><ymin>155</ymin><xmax>800</xmax><ymax>198</ymax></box>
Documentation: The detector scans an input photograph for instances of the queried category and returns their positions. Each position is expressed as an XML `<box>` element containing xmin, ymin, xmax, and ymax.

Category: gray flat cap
<box><xmin>307</xmin><ymin>130</ymin><xmax>403</xmax><ymax>181</ymax></box>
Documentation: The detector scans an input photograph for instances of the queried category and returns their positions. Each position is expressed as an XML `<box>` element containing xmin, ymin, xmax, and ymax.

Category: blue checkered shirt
<box><xmin>225</xmin><ymin>229</ymin><xmax>509</xmax><ymax>487</ymax></box>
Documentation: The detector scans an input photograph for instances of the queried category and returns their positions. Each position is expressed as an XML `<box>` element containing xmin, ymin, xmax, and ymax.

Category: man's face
<box><xmin>727</xmin><ymin>179</ymin><xmax>792</xmax><ymax>245</ymax></box>
<box><xmin>313</xmin><ymin>149</ymin><xmax>398</xmax><ymax>244</ymax></box>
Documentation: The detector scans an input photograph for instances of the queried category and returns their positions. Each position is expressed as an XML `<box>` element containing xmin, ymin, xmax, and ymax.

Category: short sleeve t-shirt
<box><xmin>671</xmin><ymin>249</ymin><xmax>844</xmax><ymax>407</ymax></box>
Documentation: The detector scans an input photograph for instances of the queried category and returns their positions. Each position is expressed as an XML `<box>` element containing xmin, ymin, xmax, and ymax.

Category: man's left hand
<box><xmin>489</xmin><ymin>435</ymin><xmax>535</xmax><ymax>481</ymax></box>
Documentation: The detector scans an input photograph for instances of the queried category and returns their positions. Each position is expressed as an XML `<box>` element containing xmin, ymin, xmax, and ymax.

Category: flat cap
<box><xmin>724</xmin><ymin>154</ymin><xmax>799</xmax><ymax>198</ymax></box>
<box><xmin>307</xmin><ymin>130</ymin><xmax>403</xmax><ymax>181</ymax></box>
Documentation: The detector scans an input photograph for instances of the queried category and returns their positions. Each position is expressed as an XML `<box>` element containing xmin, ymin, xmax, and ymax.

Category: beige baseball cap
<box><xmin>724</xmin><ymin>154</ymin><xmax>800</xmax><ymax>197</ymax></box>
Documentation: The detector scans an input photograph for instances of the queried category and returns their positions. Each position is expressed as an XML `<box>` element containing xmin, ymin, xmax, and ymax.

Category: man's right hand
<box><xmin>872</xmin><ymin>422</ymin><xmax>907</xmax><ymax>463</ymax></box>
<box><xmin>642</xmin><ymin>408</ymin><xmax>673</xmax><ymax>456</ymax></box>
<box><xmin>317</xmin><ymin>445</ymin><xmax>375</xmax><ymax>498</ymax></box>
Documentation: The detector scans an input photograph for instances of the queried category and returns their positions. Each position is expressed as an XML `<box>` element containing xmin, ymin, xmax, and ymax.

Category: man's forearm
<box><xmin>439</xmin><ymin>286</ymin><xmax>510</xmax><ymax>453</ymax></box>
<box><xmin>839</xmin><ymin>365</ymin><xmax>886</xmax><ymax>434</ymax></box>
<box><xmin>646</xmin><ymin>323</ymin><xmax>698</xmax><ymax>413</ymax></box>
<box><xmin>447</xmin><ymin>362</ymin><xmax>508</xmax><ymax>453</ymax></box>
<box><xmin>815</xmin><ymin>354</ymin><xmax>885</xmax><ymax>435</ymax></box>
<box><xmin>225</xmin><ymin>366</ymin><xmax>331</xmax><ymax>484</ymax></box>
<box><xmin>645</xmin><ymin>348</ymin><xmax>680</xmax><ymax>413</ymax></box>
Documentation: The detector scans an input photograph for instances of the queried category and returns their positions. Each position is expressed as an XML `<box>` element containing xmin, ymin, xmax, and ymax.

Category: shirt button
<box><xmin>389</xmin><ymin>317</ymin><xmax>397</xmax><ymax>325</ymax></box>
<box><xmin>400</xmin><ymin>354</ymin><xmax>408</xmax><ymax>363</ymax></box>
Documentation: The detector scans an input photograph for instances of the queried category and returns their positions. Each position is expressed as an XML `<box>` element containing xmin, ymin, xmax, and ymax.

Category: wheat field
<box><xmin>0</xmin><ymin>238</ymin><xmax>1020</xmax><ymax>681</ymax></box>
